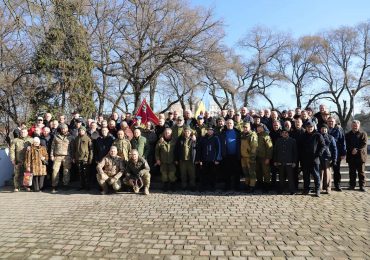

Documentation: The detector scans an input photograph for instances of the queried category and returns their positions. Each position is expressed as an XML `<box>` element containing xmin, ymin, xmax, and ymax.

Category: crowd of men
<box><xmin>9</xmin><ymin>105</ymin><xmax>368</xmax><ymax>197</ymax></box>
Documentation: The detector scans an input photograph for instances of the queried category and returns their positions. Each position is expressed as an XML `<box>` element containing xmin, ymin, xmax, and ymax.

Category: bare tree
<box><xmin>110</xmin><ymin>0</ymin><xmax>223</xmax><ymax>113</ymax></box>
<box><xmin>238</xmin><ymin>26</ymin><xmax>289</xmax><ymax>107</ymax></box>
<box><xmin>313</xmin><ymin>22</ymin><xmax>370</xmax><ymax>128</ymax></box>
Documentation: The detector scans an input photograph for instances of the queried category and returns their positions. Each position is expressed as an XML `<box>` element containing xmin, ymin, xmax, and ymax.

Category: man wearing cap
<box><xmin>131</xmin><ymin>128</ymin><xmax>149</xmax><ymax>160</ymax></box>
<box><xmin>70</xmin><ymin>118</ymin><xmax>83</xmax><ymax>138</ymax></box>
<box><xmin>327</xmin><ymin>116</ymin><xmax>346</xmax><ymax>191</ymax></box>
<box><xmin>10</xmin><ymin>128</ymin><xmax>33</xmax><ymax>192</ymax></box>
<box><xmin>233</xmin><ymin>112</ymin><xmax>244</xmax><ymax>131</ymax></box>
<box><xmin>251</xmin><ymin>115</ymin><xmax>269</xmax><ymax>133</ymax></box>
<box><xmin>28</xmin><ymin>116</ymin><xmax>45</xmax><ymax>137</ymax></box>
<box><xmin>196</xmin><ymin>126</ymin><xmax>222</xmax><ymax>191</ymax></box>
<box><xmin>155</xmin><ymin>127</ymin><xmax>177</xmax><ymax>191</ymax></box>
<box><xmin>50</xmin><ymin>123</ymin><xmax>74</xmax><ymax>193</ymax></box>
<box><xmin>194</xmin><ymin>115</ymin><xmax>207</xmax><ymax>138</ymax></box>
<box><xmin>240</xmin><ymin>122</ymin><xmax>258</xmax><ymax>192</ymax></box>
<box><xmin>273</xmin><ymin>128</ymin><xmax>297</xmax><ymax>194</ymax></box>
<box><xmin>171</xmin><ymin>116</ymin><xmax>185</xmax><ymax>141</ymax></box>
<box><xmin>345</xmin><ymin>120</ymin><xmax>368</xmax><ymax>192</ymax></box>
<box><xmin>174</xmin><ymin>126</ymin><xmax>197</xmax><ymax>190</ymax></box>
<box><xmin>256</xmin><ymin>123</ymin><xmax>273</xmax><ymax>192</ymax></box>
<box><xmin>300</xmin><ymin>120</ymin><xmax>325</xmax><ymax>197</ymax></box>
<box><xmin>319</xmin><ymin>124</ymin><xmax>337</xmax><ymax>194</ymax></box>
<box><xmin>96</xmin><ymin>146</ymin><xmax>125</xmax><ymax>194</ymax></box>
<box><xmin>71</xmin><ymin>126</ymin><xmax>94</xmax><ymax>190</ymax></box>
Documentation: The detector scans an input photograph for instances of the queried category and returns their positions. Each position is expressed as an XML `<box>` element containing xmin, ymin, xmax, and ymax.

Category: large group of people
<box><xmin>9</xmin><ymin>105</ymin><xmax>368</xmax><ymax>197</ymax></box>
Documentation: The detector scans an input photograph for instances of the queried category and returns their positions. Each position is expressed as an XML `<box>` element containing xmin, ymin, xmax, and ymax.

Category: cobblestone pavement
<box><xmin>0</xmin><ymin>189</ymin><xmax>369</xmax><ymax>260</ymax></box>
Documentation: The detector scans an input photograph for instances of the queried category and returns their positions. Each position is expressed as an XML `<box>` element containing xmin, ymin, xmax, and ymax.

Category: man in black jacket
<box><xmin>273</xmin><ymin>128</ymin><xmax>297</xmax><ymax>194</ymax></box>
<box><xmin>94</xmin><ymin>127</ymin><xmax>115</xmax><ymax>163</ymax></box>
<box><xmin>291</xmin><ymin>118</ymin><xmax>305</xmax><ymax>189</ymax></box>
<box><xmin>345</xmin><ymin>120</ymin><xmax>368</xmax><ymax>192</ymax></box>
<box><xmin>300</xmin><ymin>120</ymin><xmax>325</xmax><ymax>197</ymax></box>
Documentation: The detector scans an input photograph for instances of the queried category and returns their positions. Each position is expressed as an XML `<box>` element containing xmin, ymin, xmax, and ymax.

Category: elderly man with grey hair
<box><xmin>345</xmin><ymin>120</ymin><xmax>368</xmax><ymax>192</ymax></box>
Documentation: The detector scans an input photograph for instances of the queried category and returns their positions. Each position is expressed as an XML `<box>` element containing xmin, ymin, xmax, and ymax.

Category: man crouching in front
<box><xmin>96</xmin><ymin>146</ymin><xmax>124</xmax><ymax>195</ymax></box>
<box><xmin>123</xmin><ymin>149</ymin><xmax>151</xmax><ymax>195</ymax></box>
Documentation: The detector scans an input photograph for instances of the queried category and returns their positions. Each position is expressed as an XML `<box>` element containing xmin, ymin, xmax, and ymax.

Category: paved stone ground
<box><xmin>0</xmin><ymin>189</ymin><xmax>369</xmax><ymax>260</ymax></box>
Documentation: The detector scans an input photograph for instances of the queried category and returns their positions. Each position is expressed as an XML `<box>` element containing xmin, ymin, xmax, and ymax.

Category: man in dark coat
<box><xmin>300</xmin><ymin>120</ymin><xmax>325</xmax><ymax>197</ymax></box>
<box><xmin>94</xmin><ymin>127</ymin><xmax>115</xmax><ymax>163</ymax></box>
<box><xmin>273</xmin><ymin>128</ymin><xmax>297</xmax><ymax>194</ymax></box>
<box><xmin>196</xmin><ymin>126</ymin><xmax>222</xmax><ymax>191</ymax></box>
<box><xmin>345</xmin><ymin>120</ymin><xmax>368</xmax><ymax>192</ymax></box>
<box><xmin>290</xmin><ymin>118</ymin><xmax>305</xmax><ymax>189</ymax></box>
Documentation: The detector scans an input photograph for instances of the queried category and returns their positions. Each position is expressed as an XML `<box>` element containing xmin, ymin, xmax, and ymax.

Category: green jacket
<box><xmin>171</xmin><ymin>125</ymin><xmax>184</xmax><ymax>141</ymax></box>
<box><xmin>155</xmin><ymin>138</ymin><xmax>176</xmax><ymax>164</ymax></box>
<box><xmin>113</xmin><ymin>138</ymin><xmax>132</xmax><ymax>161</ymax></box>
<box><xmin>130</xmin><ymin>136</ymin><xmax>149</xmax><ymax>159</ymax></box>
<box><xmin>240</xmin><ymin>131</ymin><xmax>258</xmax><ymax>159</ymax></box>
<box><xmin>10</xmin><ymin>136</ymin><xmax>33</xmax><ymax>164</ymax></box>
<box><xmin>256</xmin><ymin>132</ymin><xmax>273</xmax><ymax>159</ymax></box>
<box><xmin>72</xmin><ymin>134</ymin><xmax>93</xmax><ymax>163</ymax></box>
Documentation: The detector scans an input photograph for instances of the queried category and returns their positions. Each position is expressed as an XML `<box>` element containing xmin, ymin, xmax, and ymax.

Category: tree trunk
<box><xmin>149</xmin><ymin>79</ymin><xmax>156</xmax><ymax>111</ymax></box>
<box><xmin>133</xmin><ymin>88</ymin><xmax>141</xmax><ymax>114</ymax></box>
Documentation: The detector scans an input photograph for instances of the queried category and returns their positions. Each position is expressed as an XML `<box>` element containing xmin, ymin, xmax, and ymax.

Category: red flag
<box><xmin>135</xmin><ymin>99</ymin><xmax>159</xmax><ymax>125</ymax></box>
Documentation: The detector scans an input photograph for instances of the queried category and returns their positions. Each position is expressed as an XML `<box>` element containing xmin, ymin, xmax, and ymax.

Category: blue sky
<box><xmin>188</xmin><ymin>0</ymin><xmax>370</xmax><ymax>111</ymax></box>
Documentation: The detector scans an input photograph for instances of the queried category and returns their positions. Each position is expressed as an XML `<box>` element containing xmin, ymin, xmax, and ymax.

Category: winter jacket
<box><xmin>94</xmin><ymin>135</ymin><xmax>115</xmax><ymax>162</ymax></box>
<box><xmin>320</xmin><ymin>133</ymin><xmax>337</xmax><ymax>164</ymax></box>
<box><xmin>328</xmin><ymin>125</ymin><xmax>346</xmax><ymax>157</ymax></box>
<box><xmin>72</xmin><ymin>134</ymin><xmax>93</xmax><ymax>163</ymax></box>
<box><xmin>155</xmin><ymin>138</ymin><xmax>176</xmax><ymax>164</ymax></box>
<box><xmin>300</xmin><ymin>131</ymin><xmax>325</xmax><ymax>166</ymax></box>
<box><xmin>273</xmin><ymin>137</ymin><xmax>297</xmax><ymax>164</ymax></box>
<box><xmin>113</xmin><ymin>138</ymin><xmax>132</xmax><ymax>161</ymax></box>
<box><xmin>25</xmin><ymin>145</ymin><xmax>48</xmax><ymax>176</ymax></box>
<box><xmin>196</xmin><ymin>134</ymin><xmax>222</xmax><ymax>162</ymax></box>
<box><xmin>256</xmin><ymin>132</ymin><xmax>273</xmax><ymax>159</ymax></box>
<box><xmin>345</xmin><ymin>130</ymin><xmax>368</xmax><ymax>163</ymax></box>
<box><xmin>131</xmin><ymin>136</ymin><xmax>149</xmax><ymax>159</ymax></box>
<box><xmin>125</xmin><ymin>157</ymin><xmax>150</xmax><ymax>178</ymax></box>
<box><xmin>240</xmin><ymin>131</ymin><xmax>258</xmax><ymax>159</ymax></box>
<box><xmin>50</xmin><ymin>134</ymin><xmax>73</xmax><ymax>157</ymax></box>
<box><xmin>174</xmin><ymin>136</ymin><xmax>197</xmax><ymax>163</ymax></box>
<box><xmin>9</xmin><ymin>136</ymin><xmax>33</xmax><ymax>164</ymax></box>
<box><xmin>219</xmin><ymin>128</ymin><xmax>241</xmax><ymax>158</ymax></box>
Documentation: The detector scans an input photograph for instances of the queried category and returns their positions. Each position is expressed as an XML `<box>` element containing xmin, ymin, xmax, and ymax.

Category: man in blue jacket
<box><xmin>219</xmin><ymin>119</ymin><xmax>241</xmax><ymax>191</ymax></box>
<box><xmin>327</xmin><ymin>117</ymin><xmax>346</xmax><ymax>191</ymax></box>
<box><xmin>196</xmin><ymin>126</ymin><xmax>221</xmax><ymax>191</ymax></box>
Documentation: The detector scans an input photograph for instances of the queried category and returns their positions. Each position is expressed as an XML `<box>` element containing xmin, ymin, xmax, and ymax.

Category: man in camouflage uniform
<box><xmin>240</xmin><ymin>122</ymin><xmax>258</xmax><ymax>192</ymax></box>
<box><xmin>10</xmin><ymin>128</ymin><xmax>33</xmax><ymax>192</ymax></box>
<box><xmin>256</xmin><ymin>124</ymin><xmax>273</xmax><ymax>192</ymax></box>
<box><xmin>96</xmin><ymin>146</ymin><xmax>125</xmax><ymax>194</ymax></box>
<box><xmin>123</xmin><ymin>149</ymin><xmax>151</xmax><ymax>195</ymax></box>
<box><xmin>50</xmin><ymin>123</ymin><xmax>73</xmax><ymax>193</ymax></box>
<box><xmin>113</xmin><ymin>130</ymin><xmax>132</xmax><ymax>162</ymax></box>
<box><xmin>71</xmin><ymin>126</ymin><xmax>93</xmax><ymax>190</ymax></box>
<box><xmin>155</xmin><ymin>127</ymin><xmax>177</xmax><ymax>191</ymax></box>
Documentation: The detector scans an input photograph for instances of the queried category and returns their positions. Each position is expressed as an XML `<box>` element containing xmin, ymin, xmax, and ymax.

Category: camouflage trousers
<box><xmin>13</xmin><ymin>163</ymin><xmax>25</xmax><ymax>189</ymax></box>
<box><xmin>96</xmin><ymin>172</ymin><xmax>122</xmax><ymax>191</ymax></box>
<box><xmin>256</xmin><ymin>157</ymin><xmax>271</xmax><ymax>184</ymax></box>
<box><xmin>241</xmin><ymin>157</ymin><xmax>257</xmax><ymax>187</ymax></box>
<box><xmin>179</xmin><ymin>161</ymin><xmax>196</xmax><ymax>188</ymax></box>
<box><xmin>52</xmin><ymin>156</ymin><xmax>71</xmax><ymax>187</ymax></box>
<box><xmin>123</xmin><ymin>171</ymin><xmax>151</xmax><ymax>191</ymax></box>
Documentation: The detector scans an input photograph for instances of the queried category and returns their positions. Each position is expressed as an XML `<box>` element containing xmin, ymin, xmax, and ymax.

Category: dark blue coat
<box><xmin>196</xmin><ymin>134</ymin><xmax>222</xmax><ymax>162</ymax></box>
<box><xmin>328</xmin><ymin>126</ymin><xmax>346</xmax><ymax>157</ymax></box>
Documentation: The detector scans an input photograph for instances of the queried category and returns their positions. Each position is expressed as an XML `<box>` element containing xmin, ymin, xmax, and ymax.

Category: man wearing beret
<box><xmin>71</xmin><ymin>126</ymin><xmax>94</xmax><ymax>190</ymax></box>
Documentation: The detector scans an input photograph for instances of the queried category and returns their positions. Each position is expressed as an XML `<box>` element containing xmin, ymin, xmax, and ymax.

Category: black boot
<box><xmin>163</xmin><ymin>182</ymin><xmax>168</xmax><ymax>192</ymax></box>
